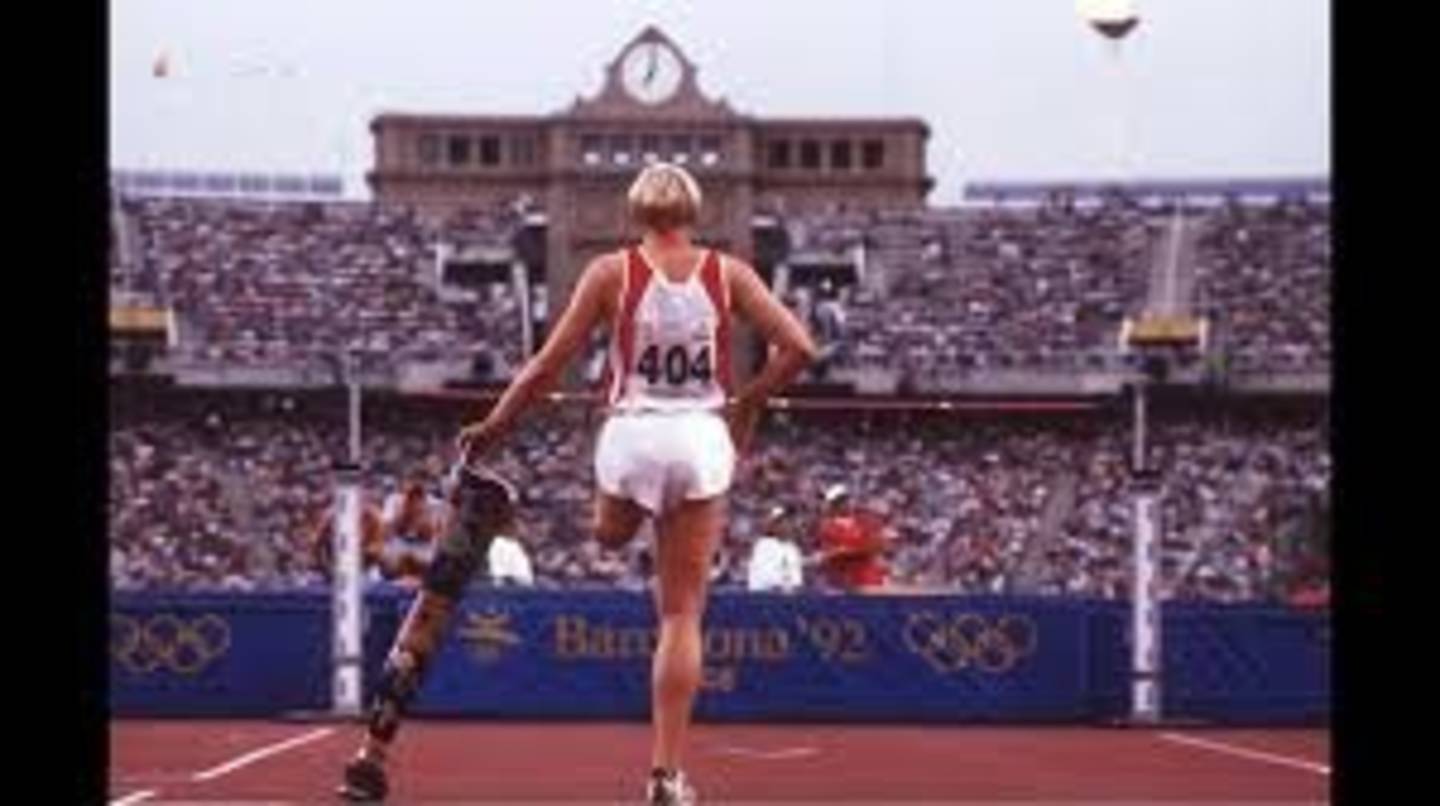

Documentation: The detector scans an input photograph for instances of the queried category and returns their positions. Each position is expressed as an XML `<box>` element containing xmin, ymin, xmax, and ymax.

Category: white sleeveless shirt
<box><xmin>603</xmin><ymin>246</ymin><xmax>732</xmax><ymax>413</ymax></box>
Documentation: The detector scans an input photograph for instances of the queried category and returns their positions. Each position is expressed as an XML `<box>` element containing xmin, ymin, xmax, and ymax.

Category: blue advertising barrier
<box><xmin>1161</xmin><ymin>603</ymin><xmax>1329</xmax><ymax>722</ymax></box>
<box><xmin>109</xmin><ymin>590</ymin><xmax>399</xmax><ymax>717</ymax></box>
<box><xmin>110</xmin><ymin>591</ymin><xmax>331</xmax><ymax>716</ymax></box>
<box><xmin>109</xmin><ymin>590</ymin><xmax>1328</xmax><ymax>723</ymax></box>
<box><xmin>1085</xmin><ymin>602</ymin><xmax>1330</xmax><ymax>724</ymax></box>
<box><xmin>411</xmin><ymin>591</ymin><xmax>1092</xmax><ymax>722</ymax></box>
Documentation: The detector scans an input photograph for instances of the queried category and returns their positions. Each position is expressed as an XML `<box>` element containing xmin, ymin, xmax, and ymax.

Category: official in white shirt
<box><xmin>747</xmin><ymin>506</ymin><xmax>803</xmax><ymax>593</ymax></box>
<box><xmin>488</xmin><ymin>534</ymin><xmax>535</xmax><ymax>587</ymax></box>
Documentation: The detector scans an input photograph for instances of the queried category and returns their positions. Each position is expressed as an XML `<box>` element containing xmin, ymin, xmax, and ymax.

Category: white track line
<box><xmin>190</xmin><ymin>727</ymin><xmax>335</xmax><ymax>782</ymax></box>
<box><xmin>712</xmin><ymin>745</ymin><xmax>820</xmax><ymax>761</ymax></box>
<box><xmin>1159</xmin><ymin>731</ymin><xmax>1331</xmax><ymax>776</ymax></box>
<box><xmin>109</xmin><ymin>790</ymin><xmax>157</xmax><ymax>806</ymax></box>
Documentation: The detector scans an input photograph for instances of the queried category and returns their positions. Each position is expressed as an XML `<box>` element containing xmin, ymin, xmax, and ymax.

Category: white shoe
<box><xmin>646</xmin><ymin>768</ymin><xmax>696</xmax><ymax>806</ymax></box>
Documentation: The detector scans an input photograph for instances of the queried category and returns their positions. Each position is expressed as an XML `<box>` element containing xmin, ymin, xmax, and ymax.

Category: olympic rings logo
<box><xmin>902</xmin><ymin>611</ymin><xmax>1038</xmax><ymax>675</ymax></box>
<box><xmin>110</xmin><ymin>613</ymin><xmax>232</xmax><ymax>676</ymax></box>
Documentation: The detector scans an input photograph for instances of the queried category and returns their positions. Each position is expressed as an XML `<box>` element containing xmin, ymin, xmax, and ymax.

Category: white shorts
<box><xmin>594</xmin><ymin>409</ymin><xmax>735</xmax><ymax>515</ymax></box>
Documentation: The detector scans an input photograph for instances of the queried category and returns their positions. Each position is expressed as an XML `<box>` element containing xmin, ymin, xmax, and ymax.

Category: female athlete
<box><xmin>340</xmin><ymin>162</ymin><xmax>817</xmax><ymax>805</ymax></box>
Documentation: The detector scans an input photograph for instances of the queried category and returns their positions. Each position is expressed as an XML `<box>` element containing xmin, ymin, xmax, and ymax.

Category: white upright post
<box><xmin>1130</xmin><ymin>379</ymin><xmax>1162</xmax><ymax>723</ymax></box>
<box><xmin>1131</xmin><ymin>484</ymin><xmax>1162</xmax><ymax>722</ymax></box>
<box><xmin>332</xmin><ymin>350</ymin><xmax>364</xmax><ymax>716</ymax></box>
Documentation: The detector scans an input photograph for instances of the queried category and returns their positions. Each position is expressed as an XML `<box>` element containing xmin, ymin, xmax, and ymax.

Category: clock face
<box><xmin>620</xmin><ymin>42</ymin><xmax>683</xmax><ymax>105</ymax></box>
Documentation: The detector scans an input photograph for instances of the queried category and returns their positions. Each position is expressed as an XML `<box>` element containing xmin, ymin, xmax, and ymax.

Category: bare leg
<box><xmin>649</xmin><ymin>496</ymin><xmax>725</xmax><ymax>773</ymax></box>
<box><xmin>594</xmin><ymin>491</ymin><xmax>650</xmax><ymax>550</ymax></box>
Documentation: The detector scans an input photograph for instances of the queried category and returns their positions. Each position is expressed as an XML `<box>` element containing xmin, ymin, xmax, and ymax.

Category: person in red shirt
<box><xmin>816</xmin><ymin>485</ymin><xmax>889</xmax><ymax>592</ymax></box>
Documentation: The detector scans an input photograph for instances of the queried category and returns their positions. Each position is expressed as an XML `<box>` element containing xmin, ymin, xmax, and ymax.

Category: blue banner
<box><xmin>411</xmin><ymin>592</ymin><xmax>1093</xmax><ymax>721</ymax></box>
<box><xmin>109</xmin><ymin>590</ymin><xmax>1328</xmax><ymax>723</ymax></box>
<box><xmin>109</xmin><ymin>591</ymin><xmax>399</xmax><ymax>716</ymax></box>
<box><xmin>1083</xmin><ymin>602</ymin><xmax>1329</xmax><ymax>724</ymax></box>
<box><xmin>110</xmin><ymin>592</ymin><xmax>331</xmax><ymax>716</ymax></box>
<box><xmin>1161</xmin><ymin>603</ymin><xmax>1330</xmax><ymax>723</ymax></box>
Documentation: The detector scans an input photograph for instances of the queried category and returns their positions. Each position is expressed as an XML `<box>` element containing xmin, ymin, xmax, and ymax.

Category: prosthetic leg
<box><xmin>337</xmin><ymin>463</ymin><xmax>514</xmax><ymax>802</ymax></box>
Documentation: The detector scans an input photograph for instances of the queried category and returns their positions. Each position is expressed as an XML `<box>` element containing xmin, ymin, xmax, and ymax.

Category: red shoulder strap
<box><xmin>608</xmin><ymin>248</ymin><xmax>653</xmax><ymax>403</ymax></box>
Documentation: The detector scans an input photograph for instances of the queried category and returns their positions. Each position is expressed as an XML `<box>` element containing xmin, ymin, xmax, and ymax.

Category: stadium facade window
<box><xmin>171</xmin><ymin>172</ymin><xmax>200</xmax><ymax>190</ymax></box>
<box><xmin>831</xmin><ymin>140</ymin><xmax>853</xmax><ymax>171</ymax></box>
<box><xmin>610</xmin><ymin>134</ymin><xmax>633</xmax><ymax>165</ymax></box>
<box><xmin>799</xmin><ymin>140</ymin><xmax>821</xmax><ymax>170</ymax></box>
<box><xmin>205</xmin><ymin>174</ymin><xmax>236</xmax><ymax>193</ymax></box>
<box><xmin>238</xmin><ymin>175</ymin><xmax>268</xmax><ymax>193</ymax></box>
<box><xmin>862</xmin><ymin>139</ymin><xmax>885</xmax><ymax>170</ymax></box>
<box><xmin>768</xmin><ymin>140</ymin><xmax>791</xmax><ymax>169</ymax></box>
<box><xmin>580</xmin><ymin>133</ymin><xmax>603</xmax><ymax>166</ymax></box>
<box><xmin>518</xmin><ymin>136</ymin><xmax>541</xmax><ymax>166</ymax></box>
<box><xmin>275</xmin><ymin>176</ymin><xmax>305</xmax><ymax>193</ymax></box>
<box><xmin>511</xmin><ymin>136</ymin><xmax>536</xmax><ymax>166</ymax></box>
<box><xmin>448</xmin><ymin>134</ymin><xmax>472</xmax><ymax>166</ymax></box>
<box><xmin>418</xmin><ymin>134</ymin><xmax>440</xmax><ymax>166</ymax></box>
<box><xmin>479</xmin><ymin>135</ymin><xmax>502</xmax><ymax>167</ymax></box>
<box><xmin>699</xmin><ymin>135</ymin><xmax>722</xmax><ymax>166</ymax></box>
<box><xmin>639</xmin><ymin>134</ymin><xmax>661</xmax><ymax>163</ymax></box>
<box><xmin>669</xmin><ymin>134</ymin><xmax>692</xmax><ymax>163</ymax></box>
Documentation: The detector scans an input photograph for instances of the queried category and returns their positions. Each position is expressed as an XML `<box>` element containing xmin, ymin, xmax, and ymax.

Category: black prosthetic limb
<box><xmin>337</xmin><ymin>464</ymin><xmax>515</xmax><ymax>802</ymax></box>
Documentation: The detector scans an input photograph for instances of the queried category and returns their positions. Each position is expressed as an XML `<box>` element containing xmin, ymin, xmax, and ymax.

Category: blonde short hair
<box><xmin>627</xmin><ymin>161</ymin><xmax>702</xmax><ymax>232</ymax></box>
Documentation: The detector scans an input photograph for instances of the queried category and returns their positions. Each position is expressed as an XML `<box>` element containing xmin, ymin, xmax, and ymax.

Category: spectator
<box><xmin>746</xmin><ymin>506</ymin><xmax>804</xmax><ymax>593</ymax></box>
<box><xmin>488</xmin><ymin>534</ymin><xmax>536</xmax><ymax>587</ymax></box>
<box><xmin>816</xmin><ymin>485</ymin><xmax>890</xmax><ymax>593</ymax></box>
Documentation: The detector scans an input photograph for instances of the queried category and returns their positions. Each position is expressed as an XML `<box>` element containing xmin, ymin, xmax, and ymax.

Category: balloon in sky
<box><xmin>1076</xmin><ymin>0</ymin><xmax>1140</xmax><ymax>40</ymax></box>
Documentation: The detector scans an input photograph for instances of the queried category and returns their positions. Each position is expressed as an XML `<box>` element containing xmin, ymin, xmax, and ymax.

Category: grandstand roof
<box><xmin>964</xmin><ymin>177</ymin><xmax>1328</xmax><ymax>202</ymax></box>
<box><xmin>112</xmin><ymin>169</ymin><xmax>345</xmax><ymax>200</ymax></box>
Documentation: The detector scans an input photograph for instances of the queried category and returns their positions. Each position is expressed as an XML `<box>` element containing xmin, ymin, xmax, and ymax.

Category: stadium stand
<box><xmin>109</xmin><ymin>388</ymin><xmax>1328</xmax><ymax>601</ymax></box>
<box><xmin>107</xmin><ymin>185</ymin><xmax>1330</xmax><ymax>602</ymax></box>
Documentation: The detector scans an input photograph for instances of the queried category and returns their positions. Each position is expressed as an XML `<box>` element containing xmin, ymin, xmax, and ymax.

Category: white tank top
<box><xmin>603</xmin><ymin>246</ymin><xmax>732</xmax><ymax>413</ymax></box>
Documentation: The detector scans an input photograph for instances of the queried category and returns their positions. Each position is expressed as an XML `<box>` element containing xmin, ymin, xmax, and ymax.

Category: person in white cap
<box><xmin>747</xmin><ymin>506</ymin><xmax>804</xmax><ymax>593</ymax></box>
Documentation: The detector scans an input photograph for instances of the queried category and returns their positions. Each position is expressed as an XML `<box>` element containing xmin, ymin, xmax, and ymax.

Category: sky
<box><xmin>109</xmin><ymin>0</ymin><xmax>1329</xmax><ymax>204</ymax></box>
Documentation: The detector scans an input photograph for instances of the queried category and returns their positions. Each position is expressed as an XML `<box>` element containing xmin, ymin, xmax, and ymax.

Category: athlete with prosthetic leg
<box><xmin>337</xmin><ymin>161</ymin><xmax>816</xmax><ymax>804</ymax></box>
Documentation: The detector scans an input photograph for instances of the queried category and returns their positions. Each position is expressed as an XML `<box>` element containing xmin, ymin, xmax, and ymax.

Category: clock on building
<box><xmin>620</xmin><ymin>40</ymin><xmax>683</xmax><ymax>105</ymax></box>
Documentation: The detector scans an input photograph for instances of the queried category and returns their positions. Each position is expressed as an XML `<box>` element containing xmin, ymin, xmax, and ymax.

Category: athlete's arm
<box><xmin>724</xmin><ymin>257</ymin><xmax>818</xmax><ymax>451</ymax></box>
<box><xmin>459</xmin><ymin>254</ymin><xmax>618</xmax><ymax>456</ymax></box>
<box><xmin>727</xmin><ymin>257</ymin><xmax>819</xmax><ymax>405</ymax></box>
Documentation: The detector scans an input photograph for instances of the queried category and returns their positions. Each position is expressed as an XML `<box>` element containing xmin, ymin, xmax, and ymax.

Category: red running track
<box><xmin>110</xmin><ymin>720</ymin><xmax>1330</xmax><ymax>804</ymax></box>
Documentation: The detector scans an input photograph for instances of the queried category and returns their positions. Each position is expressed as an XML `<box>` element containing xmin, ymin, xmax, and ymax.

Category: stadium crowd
<box><xmin>783</xmin><ymin>195</ymin><xmax>1155</xmax><ymax>379</ymax></box>
<box><xmin>119</xmin><ymin>197</ymin><xmax>527</xmax><ymax>373</ymax></box>
<box><xmin>106</xmin><ymin>189</ymin><xmax>1329</xmax><ymax>604</ymax></box>
<box><xmin>780</xmin><ymin>193</ymin><xmax>1330</xmax><ymax>384</ymax></box>
<box><xmin>113</xmin><ymin>191</ymin><xmax>1330</xmax><ymax>391</ymax></box>
<box><xmin>1193</xmin><ymin>195</ymin><xmax>1331</xmax><ymax>373</ymax></box>
<box><xmin>109</xmin><ymin>398</ymin><xmax>1328</xmax><ymax>604</ymax></box>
